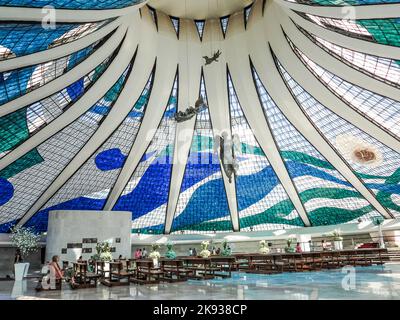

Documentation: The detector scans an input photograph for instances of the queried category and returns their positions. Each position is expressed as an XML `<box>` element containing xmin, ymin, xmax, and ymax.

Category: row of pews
<box><xmin>233</xmin><ymin>248</ymin><xmax>390</xmax><ymax>274</ymax></box>
<box><xmin>62</xmin><ymin>248</ymin><xmax>389</xmax><ymax>289</ymax></box>
<box><xmin>62</xmin><ymin>257</ymin><xmax>237</xmax><ymax>288</ymax></box>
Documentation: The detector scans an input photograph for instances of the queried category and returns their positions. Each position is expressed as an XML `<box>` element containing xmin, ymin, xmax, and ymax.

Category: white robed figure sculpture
<box><xmin>214</xmin><ymin>132</ymin><xmax>241</xmax><ymax>183</ymax></box>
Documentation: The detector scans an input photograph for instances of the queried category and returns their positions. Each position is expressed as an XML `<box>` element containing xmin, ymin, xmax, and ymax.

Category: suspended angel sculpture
<box><xmin>203</xmin><ymin>50</ymin><xmax>222</xmax><ymax>66</ymax></box>
<box><xmin>174</xmin><ymin>96</ymin><xmax>208</xmax><ymax>123</ymax></box>
<box><xmin>214</xmin><ymin>132</ymin><xmax>241</xmax><ymax>183</ymax></box>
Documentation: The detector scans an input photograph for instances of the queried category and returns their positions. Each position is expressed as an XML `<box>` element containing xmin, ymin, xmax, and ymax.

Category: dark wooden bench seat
<box><xmin>101</xmin><ymin>262</ymin><xmax>134</xmax><ymax>287</ymax></box>
<box><xmin>161</xmin><ymin>260</ymin><xmax>193</xmax><ymax>282</ymax></box>
<box><xmin>132</xmin><ymin>260</ymin><xmax>164</xmax><ymax>285</ymax></box>
<box><xmin>72</xmin><ymin>262</ymin><xmax>101</xmax><ymax>289</ymax></box>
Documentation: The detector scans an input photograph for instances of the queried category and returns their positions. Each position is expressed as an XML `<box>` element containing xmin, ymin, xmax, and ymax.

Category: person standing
<box><xmin>189</xmin><ymin>248</ymin><xmax>193</xmax><ymax>256</ymax></box>
<box><xmin>142</xmin><ymin>248</ymin><xmax>148</xmax><ymax>259</ymax></box>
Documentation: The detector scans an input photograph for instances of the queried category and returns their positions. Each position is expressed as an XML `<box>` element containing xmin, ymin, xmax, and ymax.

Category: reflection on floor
<box><xmin>1</xmin><ymin>264</ymin><xmax>400</xmax><ymax>300</ymax></box>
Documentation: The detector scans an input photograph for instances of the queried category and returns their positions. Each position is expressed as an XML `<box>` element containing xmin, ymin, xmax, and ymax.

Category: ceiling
<box><xmin>147</xmin><ymin>0</ymin><xmax>254</xmax><ymax>19</ymax></box>
<box><xmin>0</xmin><ymin>0</ymin><xmax>399</xmax><ymax>236</ymax></box>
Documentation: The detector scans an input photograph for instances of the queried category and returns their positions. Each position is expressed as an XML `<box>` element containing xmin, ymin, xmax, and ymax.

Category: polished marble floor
<box><xmin>1</xmin><ymin>264</ymin><xmax>400</xmax><ymax>300</ymax></box>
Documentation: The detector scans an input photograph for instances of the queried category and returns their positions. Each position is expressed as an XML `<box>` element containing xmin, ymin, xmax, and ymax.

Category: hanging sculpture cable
<box><xmin>203</xmin><ymin>0</ymin><xmax>221</xmax><ymax>66</ymax></box>
<box><xmin>174</xmin><ymin>2</ymin><xmax>208</xmax><ymax>124</ymax></box>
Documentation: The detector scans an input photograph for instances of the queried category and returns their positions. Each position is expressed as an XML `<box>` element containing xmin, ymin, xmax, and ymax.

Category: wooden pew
<box><xmin>160</xmin><ymin>259</ymin><xmax>193</xmax><ymax>282</ymax></box>
<box><xmin>210</xmin><ymin>257</ymin><xmax>236</xmax><ymax>278</ymax></box>
<box><xmin>244</xmin><ymin>254</ymin><xmax>281</xmax><ymax>274</ymax></box>
<box><xmin>95</xmin><ymin>261</ymin><xmax>107</xmax><ymax>278</ymax></box>
<box><xmin>72</xmin><ymin>262</ymin><xmax>100</xmax><ymax>288</ymax></box>
<box><xmin>101</xmin><ymin>262</ymin><xmax>133</xmax><ymax>287</ymax></box>
<box><xmin>182</xmin><ymin>258</ymin><xmax>217</xmax><ymax>280</ymax></box>
<box><xmin>132</xmin><ymin>260</ymin><xmax>164</xmax><ymax>285</ymax></box>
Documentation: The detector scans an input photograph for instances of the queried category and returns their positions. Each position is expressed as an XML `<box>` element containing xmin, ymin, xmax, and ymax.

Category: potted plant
<box><xmin>165</xmin><ymin>242</ymin><xmax>176</xmax><ymax>259</ymax></box>
<box><xmin>221</xmin><ymin>239</ymin><xmax>232</xmax><ymax>256</ymax></box>
<box><xmin>90</xmin><ymin>241</ymin><xmax>113</xmax><ymax>274</ymax></box>
<box><xmin>284</xmin><ymin>238</ymin><xmax>295</xmax><ymax>253</ymax></box>
<box><xmin>332</xmin><ymin>229</ymin><xmax>344</xmax><ymax>250</ymax></box>
<box><xmin>259</xmin><ymin>240</ymin><xmax>270</xmax><ymax>254</ymax></box>
<box><xmin>10</xmin><ymin>226</ymin><xmax>41</xmax><ymax>281</ymax></box>
<box><xmin>199</xmin><ymin>241</ymin><xmax>211</xmax><ymax>258</ymax></box>
<box><xmin>149</xmin><ymin>244</ymin><xmax>161</xmax><ymax>267</ymax></box>
<box><xmin>99</xmin><ymin>242</ymin><xmax>113</xmax><ymax>262</ymax></box>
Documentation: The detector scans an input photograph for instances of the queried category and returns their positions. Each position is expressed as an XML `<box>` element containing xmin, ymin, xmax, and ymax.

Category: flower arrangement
<box><xmin>100</xmin><ymin>251</ymin><xmax>113</xmax><ymax>262</ymax></box>
<box><xmin>149</xmin><ymin>251</ymin><xmax>161</xmax><ymax>260</ymax></box>
<box><xmin>149</xmin><ymin>243</ymin><xmax>161</xmax><ymax>260</ymax></box>
<box><xmin>165</xmin><ymin>242</ymin><xmax>177</xmax><ymax>259</ymax></box>
<box><xmin>259</xmin><ymin>240</ymin><xmax>270</xmax><ymax>254</ymax></box>
<box><xmin>221</xmin><ymin>239</ymin><xmax>231</xmax><ymax>256</ymax></box>
<box><xmin>199</xmin><ymin>241</ymin><xmax>211</xmax><ymax>258</ymax></box>
<box><xmin>331</xmin><ymin>229</ymin><xmax>343</xmax><ymax>241</ymax></box>
<box><xmin>91</xmin><ymin>241</ymin><xmax>113</xmax><ymax>262</ymax></box>
<box><xmin>10</xmin><ymin>226</ymin><xmax>41</xmax><ymax>259</ymax></box>
<box><xmin>284</xmin><ymin>238</ymin><xmax>295</xmax><ymax>253</ymax></box>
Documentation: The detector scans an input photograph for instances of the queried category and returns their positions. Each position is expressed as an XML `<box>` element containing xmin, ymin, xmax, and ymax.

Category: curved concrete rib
<box><xmin>0</xmin><ymin>24</ymin><xmax>131</xmax><ymax>172</ymax></box>
<box><xmin>0</xmin><ymin>2</ymin><xmax>148</xmax><ymax>23</ymax></box>
<box><xmin>164</xmin><ymin>19</ymin><xmax>202</xmax><ymax>234</ymax></box>
<box><xmin>0</xmin><ymin>17</ymin><xmax>123</xmax><ymax>72</ymax></box>
<box><xmin>104</xmin><ymin>8</ymin><xmax>179</xmax><ymax>211</ymax></box>
<box><xmin>17</xmin><ymin>24</ymin><xmax>148</xmax><ymax>227</ymax></box>
<box><xmin>0</xmin><ymin>23</ymin><xmax>128</xmax><ymax>119</ymax></box>
<box><xmin>275</xmin><ymin>0</ymin><xmax>400</xmax><ymax>19</ymax></box>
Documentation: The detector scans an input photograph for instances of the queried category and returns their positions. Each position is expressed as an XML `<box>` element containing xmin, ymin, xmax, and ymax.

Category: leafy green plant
<box><xmin>284</xmin><ymin>238</ymin><xmax>295</xmax><ymax>253</ymax></box>
<box><xmin>91</xmin><ymin>241</ymin><xmax>113</xmax><ymax>261</ymax></box>
<box><xmin>165</xmin><ymin>242</ymin><xmax>176</xmax><ymax>259</ymax></box>
<box><xmin>221</xmin><ymin>239</ymin><xmax>232</xmax><ymax>256</ymax></box>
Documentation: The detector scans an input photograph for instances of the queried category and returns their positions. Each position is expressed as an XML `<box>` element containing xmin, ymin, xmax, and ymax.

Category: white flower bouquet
<box><xmin>10</xmin><ymin>226</ymin><xmax>41</xmax><ymax>259</ymax></box>
<box><xmin>100</xmin><ymin>251</ymin><xmax>113</xmax><ymax>262</ymax></box>
<box><xmin>332</xmin><ymin>229</ymin><xmax>343</xmax><ymax>241</ymax></box>
<box><xmin>199</xmin><ymin>241</ymin><xmax>211</xmax><ymax>258</ymax></box>
<box><xmin>149</xmin><ymin>251</ymin><xmax>161</xmax><ymax>260</ymax></box>
<box><xmin>259</xmin><ymin>240</ymin><xmax>270</xmax><ymax>254</ymax></box>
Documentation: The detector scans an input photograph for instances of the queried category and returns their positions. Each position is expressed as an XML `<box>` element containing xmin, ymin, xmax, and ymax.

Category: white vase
<box><xmin>334</xmin><ymin>240</ymin><xmax>343</xmax><ymax>251</ymax></box>
<box><xmin>14</xmin><ymin>263</ymin><xmax>30</xmax><ymax>281</ymax></box>
<box><xmin>11</xmin><ymin>279</ymin><xmax>27</xmax><ymax>298</ymax></box>
<box><xmin>152</xmin><ymin>258</ymin><xmax>159</xmax><ymax>268</ymax></box>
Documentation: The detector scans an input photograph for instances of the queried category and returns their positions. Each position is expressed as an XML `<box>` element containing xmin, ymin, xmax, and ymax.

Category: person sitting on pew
<box><xmin>50</xmin><ymin>256</ymin><xmax>64</xmax><ymax>280</ymax></box>
<box><xmin>192</xmin><ymin>248</ymin><xmax>197</xmax><ymax>257</ymax></box>
<box><xmin>39</xmin><ymin>255</ymin><xmax>64</xmax><ymax>290</ymax></box>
